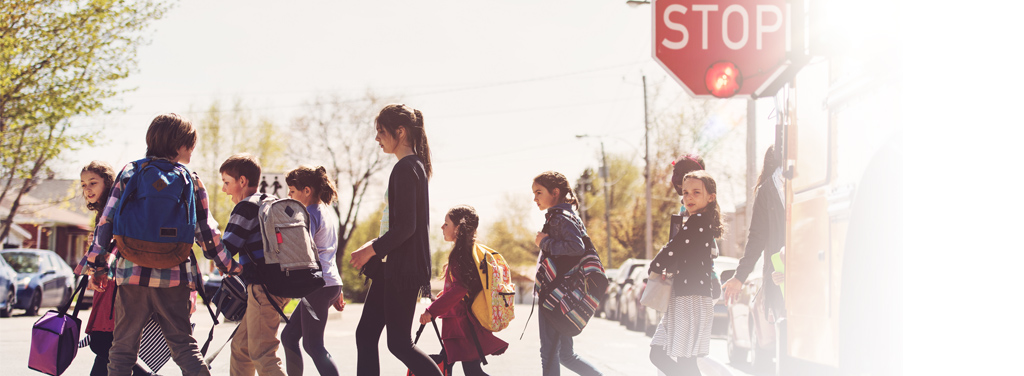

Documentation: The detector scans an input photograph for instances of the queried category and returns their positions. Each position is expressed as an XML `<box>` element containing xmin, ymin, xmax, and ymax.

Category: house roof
<box><xmin>1</xmin><ymin>179</ymin><xmax>93</xmax><ymax>227</ymax></box>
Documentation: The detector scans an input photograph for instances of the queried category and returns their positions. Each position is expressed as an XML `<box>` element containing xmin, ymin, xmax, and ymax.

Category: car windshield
<box><xmin>2</xmin><ymin>253</ymin><xmax>40</xmax><ymax>274</ymax></box>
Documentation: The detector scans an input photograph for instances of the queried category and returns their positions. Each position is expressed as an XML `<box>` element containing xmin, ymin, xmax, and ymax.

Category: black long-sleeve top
<box><xmin>371</xmin><ymin>155</ymin><xmax>432</xmax><ymax>291</ymax></box>
<box><xmin>733</xmin><ymin>181</ymin><xmax>785</xmax><ymax>284</ymax></box>
<box><xmin>649</xmin><ymin>211</ymin><xmax>716</xmax><ymax>297</ymax></box>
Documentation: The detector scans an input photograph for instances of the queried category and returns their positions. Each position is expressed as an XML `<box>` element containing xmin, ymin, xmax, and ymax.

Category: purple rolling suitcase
<box><xmin>28</xmin><ymin>276</ymin><xmax>89</xmax><ymax>375</ymax></box>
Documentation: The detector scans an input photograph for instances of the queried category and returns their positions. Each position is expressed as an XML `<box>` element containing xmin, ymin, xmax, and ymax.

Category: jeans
<box><xmin>109</xmin><ymin>285</ymin><xmax>209</xmax><ymax>376</ymax></box>
<box><xmin>281</xmin><ymin>285</ymin><xmax>342</xmax><ymax>376</ymax></box>
<box><xmin>355</xmin><ymin>277</ymin><xmax>441</xmax><ymax>376</ymax></box>
<box><xmin>538</xmin><ymin>311</ymin><xmax>602</xmax><ymax>376</ymax></box>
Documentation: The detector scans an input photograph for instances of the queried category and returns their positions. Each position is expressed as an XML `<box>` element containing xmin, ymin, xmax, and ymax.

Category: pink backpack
<box><xmin>29</xmin><ymin>276</ymin><xmax>88</xmax><ymax>375</ymax></box>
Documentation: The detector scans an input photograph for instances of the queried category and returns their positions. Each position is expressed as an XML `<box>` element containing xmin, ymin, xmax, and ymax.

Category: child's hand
<box><xmin>333</xmin><ymin>296</ymin><xmax>346</xmax><ymax>311</ymax></box>
<box><xmin>535</xmin><ymin>232</ymin><xmax>548</xmax><ymax>247</ymax></box>
<box><xmin>419</xmin><ymin>310</ymin><xmax>433</xmax><ymax>325</ymax></box>
<box><xmin>88</xmin><ymin>272</ymin><xmax>107</xmax><ymax>292</ymax></box>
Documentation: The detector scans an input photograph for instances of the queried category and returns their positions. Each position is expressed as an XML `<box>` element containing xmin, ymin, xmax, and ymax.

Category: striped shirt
<box><xmin>76</xmin><ymin>160</ymin><xmax>242</xmax><ymax>288</ymax></box>
<box><xmin>222</xmin><ymin>193</ymin><xmax>272</xmax><ymax>283</ymax></box>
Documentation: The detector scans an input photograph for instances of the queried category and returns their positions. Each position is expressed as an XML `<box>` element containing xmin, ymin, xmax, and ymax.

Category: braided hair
<box><xmin>446</xmin><ymin>205</ymin><xmax>482</xmax><ymax>298</ymax></box>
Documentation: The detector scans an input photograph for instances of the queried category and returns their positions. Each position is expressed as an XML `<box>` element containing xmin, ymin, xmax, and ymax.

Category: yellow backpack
<box><xmin>469</xmin><ymin>244</ymin><xmax>516</xmax><ymax>332</ymax></box>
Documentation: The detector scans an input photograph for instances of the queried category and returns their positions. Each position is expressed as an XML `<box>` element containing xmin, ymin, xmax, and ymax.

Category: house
<box><xmin>1</xmin><ymin>179</ymin><xmax>93</xmax><ymax>267</ymax></box>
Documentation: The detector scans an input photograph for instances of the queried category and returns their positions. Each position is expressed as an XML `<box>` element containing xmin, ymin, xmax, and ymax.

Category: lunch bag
<box><xmin>28</xmin><ymin>276</ymin><xmax>88</xmax><ymax>375</ymax></box>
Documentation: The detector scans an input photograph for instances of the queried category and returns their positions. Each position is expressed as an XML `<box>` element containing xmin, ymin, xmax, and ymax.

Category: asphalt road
<box><xmin>0</xmin><ymin>302</ymin><xmax>761</xmax><ymax>376</ymax></box>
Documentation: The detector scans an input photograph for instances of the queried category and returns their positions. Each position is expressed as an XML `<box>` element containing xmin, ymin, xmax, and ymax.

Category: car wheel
<box><xmin>0</xmin><ymin>288</ymin><xmax>14</xmax><ymax>318</ymax></box>
<box><xmin>645</xmin><ymin>313</ymin><xmax>658</xmax><ymax>337</ymax></box>
<box><xmin>25</xmin><ymin>289</ymin><xmax>41</xmax><ymax>316</ymax></box>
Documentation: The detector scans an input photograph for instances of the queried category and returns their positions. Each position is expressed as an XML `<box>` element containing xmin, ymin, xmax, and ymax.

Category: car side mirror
<box><xmin>720</xmin><ymin>269</ymin><xmax>735</xmax><ymax>283</ymax></box>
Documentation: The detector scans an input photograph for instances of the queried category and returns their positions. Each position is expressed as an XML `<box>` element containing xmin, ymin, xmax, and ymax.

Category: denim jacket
<box><xmin>539</xmin><ymin>203</ymin><xmax>587</xmax><ymax>275</ymax></box>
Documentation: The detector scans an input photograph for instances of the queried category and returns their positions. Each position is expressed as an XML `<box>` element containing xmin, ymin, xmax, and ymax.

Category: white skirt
<box><xmin>650</xmin><ymin>295</ymin><xmax>714</xmax><ymax>358</ymax></box>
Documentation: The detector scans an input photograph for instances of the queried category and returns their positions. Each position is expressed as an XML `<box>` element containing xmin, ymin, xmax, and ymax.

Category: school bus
<box><xmin>774</xmin><ymin>35</ymin><xmax>902</xmax><ymax>376</ymax></box>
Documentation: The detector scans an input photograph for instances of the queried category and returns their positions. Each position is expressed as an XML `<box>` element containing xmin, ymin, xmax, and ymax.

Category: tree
<box><xmin>339</xmin><ymin>204</ymin><xmax>383</xmax><ymax>302</ymax></box>
<box><xmin>577</xmin><ymin>80</ymin><xmax>747</xmax><ymax>268</ymax></box>
<box><xmin>190</xmin><ymin>99</ymin><xmax>288</xmax><ymax>227</ymax></box>
<box><xmin>650</xmin><ymin>85</ymin><xmax>746</xmax><ymax>210</ymax></box>
<box><xmin>482</xmin><ymin>193</ymin><xmax>538</xmax><ymax>268</ymax></box>
<box><xmin>288</xmin><ymin>90</ymin><xmax>400</xmax><ymax>260</ymax></box>
<box><xmin>0</xmin><ymin>0</ymin><xmax>170</xmax><ymax>242</ymax></box>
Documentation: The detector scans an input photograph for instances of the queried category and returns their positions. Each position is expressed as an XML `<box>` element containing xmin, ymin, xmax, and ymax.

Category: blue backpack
<box><xmin>112</xmin><ymin>158</ymin><xmax>197</xmax><ymax>269</ymax></box>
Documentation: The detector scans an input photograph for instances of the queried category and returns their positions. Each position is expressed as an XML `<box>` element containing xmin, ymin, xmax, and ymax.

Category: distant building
<box><xmin>1</xmin><ymin>179</ymin><xmax>93</xmax><ymax>266</ymax></box>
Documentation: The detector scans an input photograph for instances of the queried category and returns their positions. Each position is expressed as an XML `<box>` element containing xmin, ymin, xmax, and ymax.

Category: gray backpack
<box><xmin>244</xmin><ymin>196</ymin><xmax>325</xmax><ymax>299</ymax></box>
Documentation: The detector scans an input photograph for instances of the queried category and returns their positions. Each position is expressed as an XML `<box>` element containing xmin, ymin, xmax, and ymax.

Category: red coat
<box><xmin>85</xmin><ymin>278</ymin><xmax>117</xmax><ymax>333</ymax></box>
<box><xmin>426</xmin><ymin>266</ymin><xmax>508</xmax><ymax>363</ymax></box>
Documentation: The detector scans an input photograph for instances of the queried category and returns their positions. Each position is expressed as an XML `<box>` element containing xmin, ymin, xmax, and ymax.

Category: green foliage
<box><xmin>577</xmin><ymin>153</ymin><xmax>660</xmax><ymax>268</ymax></box>
<box><xmin>339</xmin><ymin>203</ymin><xmax>384</xmax><ymax>302</ymax></box>
<box><xmin>190</xmin><ymin>99</ymin><xmax>288</xmax><ymax>227</ymax></box>
<box><xmin>0</xmin><ymin>0</ymin><xmax>171</xmax><ymax>240</ymax></box>
<box><xmin>482</xmin><ymin>193</ymin><xmax>538</xmax><ymax>268</ymax></box>
<box><xmin>576</xmin><ymin>84</ymin><xmax>747</xmax><ymax>269</ymax></box>
<box><xmin>288</xmin><ymin>90</ymin><xmax>398</xmax><ymax>256</ymax></box>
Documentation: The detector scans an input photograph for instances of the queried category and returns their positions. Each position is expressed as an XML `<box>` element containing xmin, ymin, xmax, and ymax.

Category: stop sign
<box><xmin>653</xmin><ymin>0</ymin><xmax>805</xmax><ymax>98</ymax></box>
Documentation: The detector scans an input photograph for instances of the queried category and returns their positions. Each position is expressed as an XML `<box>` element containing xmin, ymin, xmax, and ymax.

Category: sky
<box><xmin>48</xmin><ymin>0</ymin><xmax>1024</xmax><ymax>372</ymax></box>
<box><xmin>61</xmin><ymin>0</ymin><xmax>775</xmax><ymax>231</ymax></box>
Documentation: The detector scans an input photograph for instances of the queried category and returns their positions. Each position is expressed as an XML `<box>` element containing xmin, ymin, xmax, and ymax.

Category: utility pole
<box><xmin>600</xmin><ymin>141</ymin><xmax>612</xmax><ymax>265</ymax></box>
<box><xmin>643</xmin><ymin>76</ymin><xmax>653</xmax><ymax>260</ymax></box>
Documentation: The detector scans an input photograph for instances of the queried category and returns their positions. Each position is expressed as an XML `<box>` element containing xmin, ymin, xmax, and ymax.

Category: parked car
<box><xmin>722</xmin><ymin>256</ymin><xmax>775</xmax><ymax>370</ymax></box>
<box><xmin>597</xmin><ymin>268</ymin><xmax>617</xmax><ymax>318</ymax></box>
<box><xmin>710</xmin><ymin>256</ymin><xmax>739</xmax><ymax>338</ymax></box>
<box><xmin>0</xmin><ymin>255</ymin><xmax>19</xmax><ymax>317</ymax></box>
<box><xmin>603</xmin><ymin>258</ymin><xmax>649</xmax><ymax>321</ymax></box>
<box><xmin>1</xmin><ymin>249</ymin><xmax>75</xmax><ymax>316</ymax></box>
<box><xmin>620</xmin><ymin>267</ymin><xmax>653</xmax><ymax>333</ymax></box>
<box><xmin>631</xmin><ymin>255</ymin><xmax>740</xmax><ymax>338</ymax></box>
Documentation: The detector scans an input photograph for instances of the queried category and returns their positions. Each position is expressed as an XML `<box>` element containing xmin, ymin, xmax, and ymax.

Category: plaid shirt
<box><xmin>76</xmin><ymin>160</ymin><xmax>242</xmax><ymax>288</ymax></box>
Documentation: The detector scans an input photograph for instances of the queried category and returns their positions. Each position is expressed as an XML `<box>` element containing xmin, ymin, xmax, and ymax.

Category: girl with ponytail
<box><xmin>418</xmin><ymin>205</ymin><xmax>508</xmax><ymax>376</ymax></box>
<box><xmin>531</xmin><ymin>171</ymin><xmax>603</xmax><ymax>376</ymax></box>
<box><xmin>350</xmin><ymin>104</ymin><xmax>441</xmax><ymax>376</ymax></box>
<box><xmin>281</xmin><ymin>165</ymin><xmax>343</xmax><ymax>376</ymax></box>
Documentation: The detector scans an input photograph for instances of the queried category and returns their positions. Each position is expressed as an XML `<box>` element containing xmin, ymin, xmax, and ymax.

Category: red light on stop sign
<box><xmin>705</xmin><ymin>61</ymin><xmax>742</xmax><ymax>98</ymax></box>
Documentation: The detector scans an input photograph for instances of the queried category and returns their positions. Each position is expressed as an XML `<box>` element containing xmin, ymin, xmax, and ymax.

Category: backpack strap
<box><xmin>190</xmin><ymin>253</ymin><xmax>221</xmax><ymax>356</ymax></box>
<box><xmin>463</xmin><ymin>300</ymin><xmax>488</xmax><ymax>365</ymax></box>
<box><xmin>257</xmin><ymin>283</ymin><xmax>292</xmax><ymax>324</ymax></box>
<box><xmin>58</xmin><ymin>275</ymin><xmax>89</xmax><ymax>317</ymax></box>
<box><xmin>204</xmin><ymin>322</ymin><xmax>241</xmax><ymax>366</ymax></box>
<box><xmin>520</xmin><ymin>286</ymin><xmax>538</xmax><ymax>340</ymax></box>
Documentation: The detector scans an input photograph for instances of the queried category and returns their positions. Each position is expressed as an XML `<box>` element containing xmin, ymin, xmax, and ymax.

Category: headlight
<box><xmin>18</xmin><ymin>276</ymin><xmax>31</xmax><ymax>287</ymax></box>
